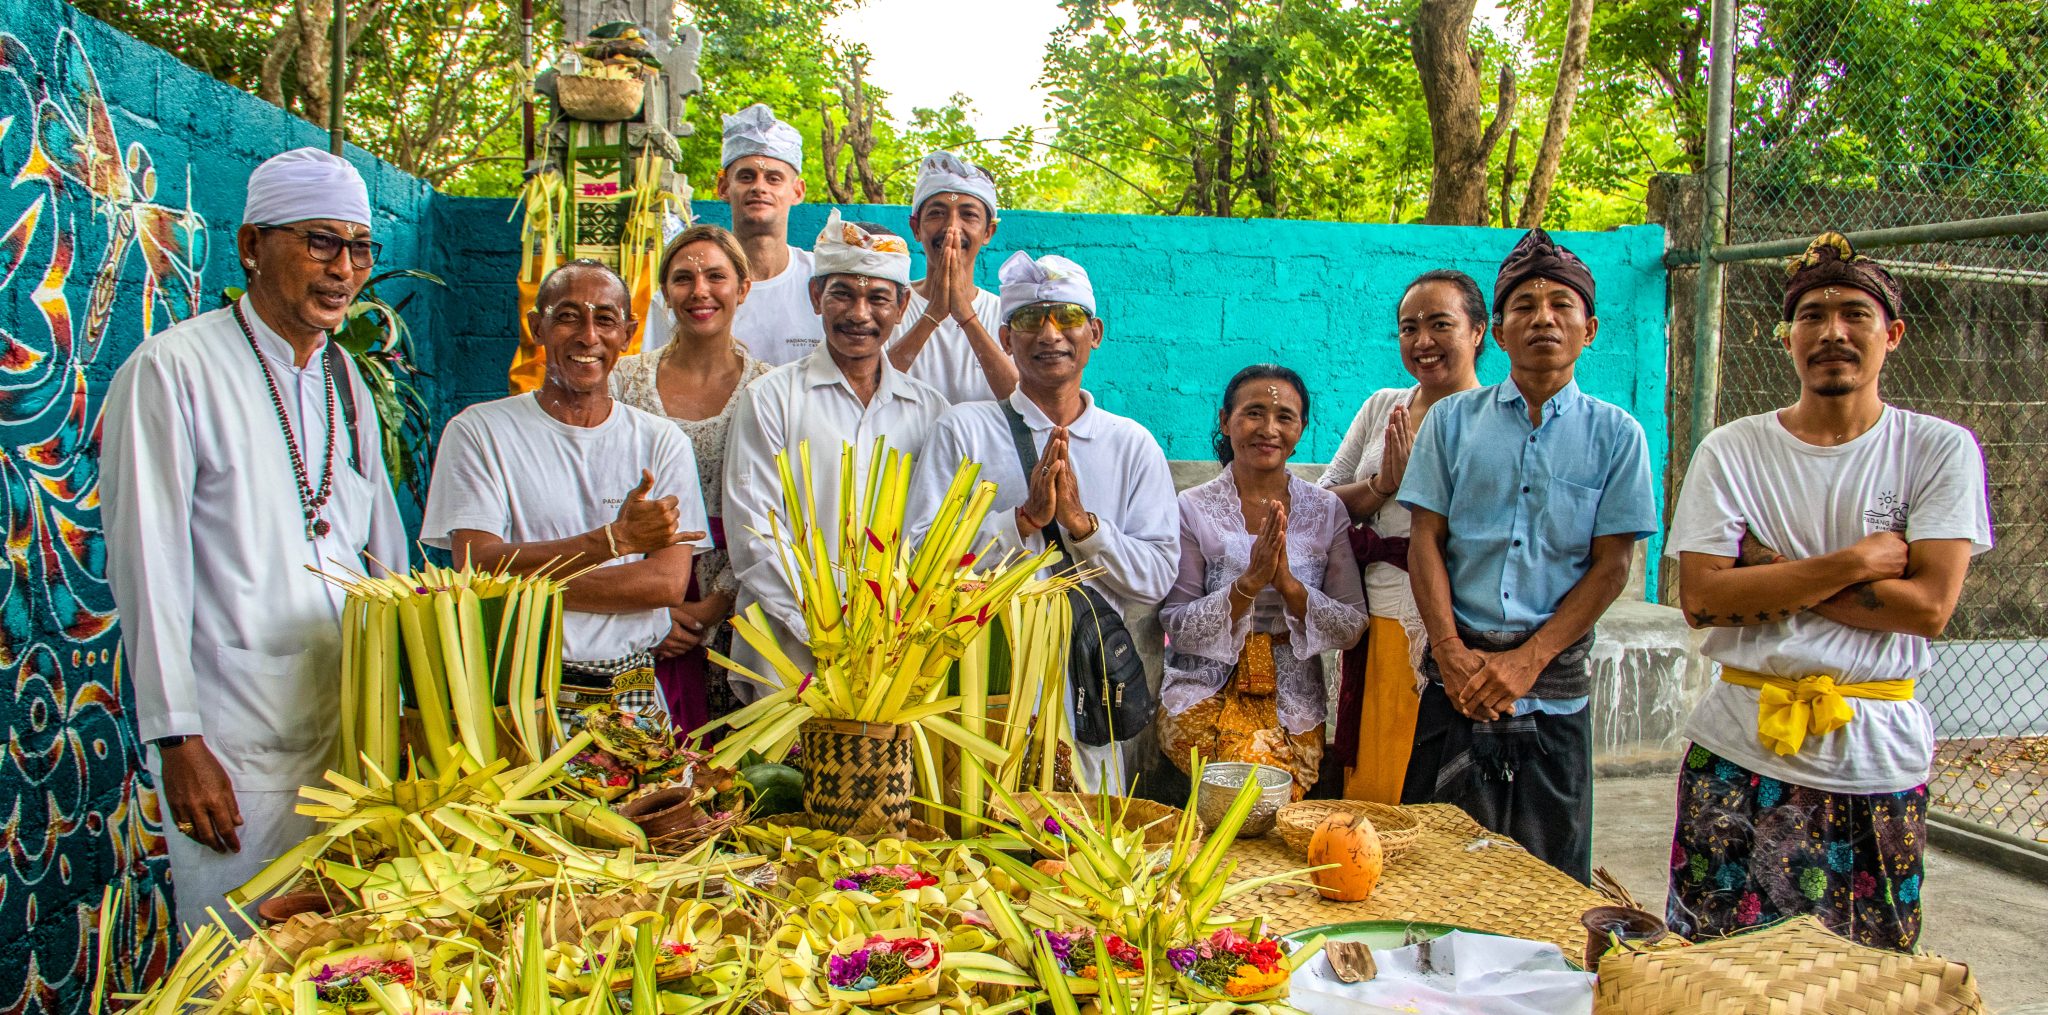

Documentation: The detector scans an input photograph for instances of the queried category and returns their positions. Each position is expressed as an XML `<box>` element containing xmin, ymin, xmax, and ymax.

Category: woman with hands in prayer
<box><xmin>1157</xmin><ymin>365</ymin><xmax>1368</xmax><ymax>799</ymax></box>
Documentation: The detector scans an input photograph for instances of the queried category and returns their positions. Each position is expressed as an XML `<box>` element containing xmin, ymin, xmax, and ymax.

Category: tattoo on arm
<box><xmin>1737</xmin><ymin>528</ymin><xmax>1788</xmax><ymax>568</ymax></box>
<box><xmin>1829</xmin><ymin>581</ymin><xmax>1885</xmax><ymax>610</ymax></box>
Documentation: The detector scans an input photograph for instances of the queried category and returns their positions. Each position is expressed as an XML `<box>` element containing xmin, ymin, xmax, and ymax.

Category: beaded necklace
<box><xmin>232</xmin><ymin>300</ymin><xmax>338</xmax><ymax>540</ymax></box>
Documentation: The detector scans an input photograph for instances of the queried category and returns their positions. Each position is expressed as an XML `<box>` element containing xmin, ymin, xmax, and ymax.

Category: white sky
<box><xmin>829</xmin><ymin>0</ymin><xmax>1514</xmax><ymax>139</ymax></box>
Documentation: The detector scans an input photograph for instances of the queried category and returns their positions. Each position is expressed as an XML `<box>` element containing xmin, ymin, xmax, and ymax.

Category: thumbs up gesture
<box><xmin>611</xmin><ymin>470</ymin><xmax>702</xmax><ymax>556</ymax></box>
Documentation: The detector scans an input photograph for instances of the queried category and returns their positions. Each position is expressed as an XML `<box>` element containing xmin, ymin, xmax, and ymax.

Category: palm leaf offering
<box><xmin>324</xmin><ymin>561</ymin><xmax>570</xmax><ymax>783</ymax></box>
<box><xmin>109</xmin><ymin>449</ymin><xmax>1355</xmax><ymax>1013</ymax></box>
<box><xmin>696</xmin><ymin>438</ymin><xmax>1083</xmax><ymax>815</ymax></box>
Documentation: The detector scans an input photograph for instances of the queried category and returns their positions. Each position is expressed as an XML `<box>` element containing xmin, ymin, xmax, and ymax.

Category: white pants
<box><xmin>156</xmin><ymin>775</ymin><xmax>314</xmax><ymax>937</ymax></box>
<box><xmin>1070</xmin><ymin>739</ymin><xmax>1136</xmax><ymax>795</ymax></box>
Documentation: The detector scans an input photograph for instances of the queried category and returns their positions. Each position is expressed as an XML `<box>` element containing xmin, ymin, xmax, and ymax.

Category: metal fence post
<box><xmin>1687</xmin><ymin>0</ymin><xmax>1737</xmax><ymax>452</ymax></box>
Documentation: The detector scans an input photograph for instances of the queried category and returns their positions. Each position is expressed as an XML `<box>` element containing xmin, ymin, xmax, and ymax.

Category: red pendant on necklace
<box><xmin>309</xmin><ymin>518</ymin><xmax>331</xmax><ymax>539</ymax></box>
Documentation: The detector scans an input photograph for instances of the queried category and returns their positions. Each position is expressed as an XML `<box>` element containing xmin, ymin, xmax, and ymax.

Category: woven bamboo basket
<box><xmin>556</xmin><ymin>73</ymin><xmax>645</xmax><ymax>121</ymax></box>
<box><xmin>1273</xmin><ymin>800</ymin><xmax>1421</xmax><ymax>858</ymax></box>
<box><xmin>1592</xmin><ymin>915</ymin><xmax>1981</xmax><ymax>1014</ymax></box>
<box><xmin>799</xmin><ymin>717</ymin><xmax>916</xmax><ymax>835</ymax></box>
<box><xmin>991</xmin><ymin>792</ymin><xmax>1201</xmax><ymax>848</ymax></box>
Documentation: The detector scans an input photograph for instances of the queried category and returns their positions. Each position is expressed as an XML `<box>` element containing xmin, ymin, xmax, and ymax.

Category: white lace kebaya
<box><xmin>1158</xmin><ymin>470</ymin><xmax>1368</xmax><ymax>735</ymax></box>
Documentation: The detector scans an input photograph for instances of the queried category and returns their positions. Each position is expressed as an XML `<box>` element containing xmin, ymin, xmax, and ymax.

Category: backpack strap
<box><xmin>326</xmin><ymin>340</ymin><xmax>363</xmax><ymax>474</ymax></box>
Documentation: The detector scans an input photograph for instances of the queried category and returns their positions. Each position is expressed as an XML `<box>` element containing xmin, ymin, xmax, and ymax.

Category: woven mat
<box><xmin>1217</xmin><ymin>803</ymin><xmax>1609</xmax><ymax>959</ymax></box>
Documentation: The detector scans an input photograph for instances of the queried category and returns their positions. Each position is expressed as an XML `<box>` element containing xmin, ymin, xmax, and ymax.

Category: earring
<box><xmin>243</xmin><ymin>259</ymin><xmax>256</xmax><ymax>268</ymax></box>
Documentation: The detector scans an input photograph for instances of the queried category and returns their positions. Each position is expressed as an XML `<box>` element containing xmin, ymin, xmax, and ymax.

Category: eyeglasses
<box><xmin>1007</xmin><ymin>302</ymin><xmax>1090</xmax><ymax>332</ymax></box>
<box><xmin>262</xmin><ymin>226</ymin><xmax>381</xmax><ymax>268</ymax></box>
<box><xmin>542</xmin><ymin>302</ymin><xmax>629</xmax><ymax>332</ymax></box>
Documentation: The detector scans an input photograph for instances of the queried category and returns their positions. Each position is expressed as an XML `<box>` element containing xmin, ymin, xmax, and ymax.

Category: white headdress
<box><xmin>810</xmin><ymin>209</ymin><xmax>911</xmax><ymax>286</ymax></box>
<box><xmin>910</xmin><ymin>151</ymin><xmax>999</xmax><ymax>218</ymax></box>
<box><xmin>243</xmin><ymin>147</ymin><xmax>371</xmax><ymax>227</ymax></box>
<box><xmin>998</xmin><ymin>251</ymin><xmax>1095</xmax><ymax>321</ymax></box>
<box><xmin>721</xmin><ymin>103</ymin><xmax>804</xmax><ymax>170</ymax></box>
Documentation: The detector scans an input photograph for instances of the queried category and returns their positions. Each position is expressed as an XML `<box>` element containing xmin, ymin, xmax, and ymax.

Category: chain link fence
<box><xmin>1693</xmin><ymin>0</ymin><xmax>2048</xmax><ymax>843</ymax></box>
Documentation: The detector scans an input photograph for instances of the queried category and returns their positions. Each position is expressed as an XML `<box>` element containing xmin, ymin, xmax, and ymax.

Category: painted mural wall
<box><xmin>0</xmin><ymin>4</ymin><xmax>1665</xmax><ymax>1011</ymax></box>
<box><xmin>0</xmin><ymin>1</ymin><xmax>438</xmax><ymax>1010</ymax></box>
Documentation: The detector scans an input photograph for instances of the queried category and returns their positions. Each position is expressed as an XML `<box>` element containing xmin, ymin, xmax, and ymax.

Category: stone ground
<box><xmin>1593</xmin><ymin>774</ymin><xmax>2048</xmax><ymax>1010</ymax></box>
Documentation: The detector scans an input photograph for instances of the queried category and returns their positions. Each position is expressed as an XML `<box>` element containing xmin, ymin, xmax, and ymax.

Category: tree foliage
<box><xmin>77</xmin><ymin>0</ymin><xmax>2048</xmax><ymax>227</ymax></box>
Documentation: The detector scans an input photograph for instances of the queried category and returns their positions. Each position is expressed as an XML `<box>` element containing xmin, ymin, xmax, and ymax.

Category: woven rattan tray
<box><xmin>1592</xmin><ymin>915</ymin><xmax>1980</xmax><ymax>1014</ymax></box>
<box><xmin>1273</xmin><ymin>799</ymin><xmax>1422</xmax><ymax>858</ymax></box>
<box><xmin>1216</xmin><ymin>803</ymin><xmax>1613</xmax><ymax>959</ymax></box>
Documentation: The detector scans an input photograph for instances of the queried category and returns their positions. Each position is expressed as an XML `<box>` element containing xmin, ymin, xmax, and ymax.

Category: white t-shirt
<box><xmin>1668</xmin><ymin>406</ymin><xmax>1993</xmax><ymax>793</ymax></box>
<box><xmin>731</xmin><ymin>245</ymin><xmax>821</xmax><ymax>367</ymax></box>
<box><xmin>421</xmin><ymin>394</ymin><xmax>713</xmax><ymax>663</ymax></box>
<box><xmin>890</xmin><ymin>287</ymin><xmax>1004</xmax><ymax>404</ymax></box>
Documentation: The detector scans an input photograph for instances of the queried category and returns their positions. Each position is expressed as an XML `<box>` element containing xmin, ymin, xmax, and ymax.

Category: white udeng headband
<box><xmin>997</xmin><ymin>250</ymin><xmax>1095</xmax><ymax>320</ymax></box>
<box><xmin>243</xmin><ymin>147</ymin><xmax>371</xmax><ymax>227</ymax></box>
<box><xmin>810</xmin><ymin>209</ymin><xmax>911</xmax><ymax>286</ymax></box>
<box><xmin>910</xmin><ymin>151</ymin><xmax>999</xmax><ymax>218</ymax></box>
<box><xmin>721</xmin><ymin>103</ymin><xmax>803</xmax><ymax>170</ymax></box>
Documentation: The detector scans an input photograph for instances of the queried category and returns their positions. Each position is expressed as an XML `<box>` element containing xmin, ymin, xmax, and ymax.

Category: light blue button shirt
<box><xmin>1399</xmin><ymin>378</ymin><xmax>1658</xmax><ymax>710</ymax></box>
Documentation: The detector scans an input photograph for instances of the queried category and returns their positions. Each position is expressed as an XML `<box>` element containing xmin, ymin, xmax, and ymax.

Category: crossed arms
<box><xmin>1677</xmin><ymin>528</ymin><xmax>1972</xmax><ymax>638</ymax></box>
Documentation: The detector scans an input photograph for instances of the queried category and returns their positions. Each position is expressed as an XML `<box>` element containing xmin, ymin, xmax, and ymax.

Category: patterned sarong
<box><xmin>558</xmin><ymin>651</ymin><xmax>662</xmax><ymax>724</ymax></box>
<box><xmin>1666</xmin><ymin>742</ymin><xmax>1927</xmax><ymax>952</ymax></box>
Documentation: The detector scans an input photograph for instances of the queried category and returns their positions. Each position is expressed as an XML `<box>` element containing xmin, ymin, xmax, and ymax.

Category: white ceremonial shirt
<box><xmin>1669</xmin><ymin>407</ymin><xmax>1993</xmax><ymax>794</ymax></box>
<box><xmin>419</xmin><ymin>394</ymin><xmax>713</xmax><ymax>663</ymax></box>
<box><xmin>905</xmin><ymin>390</ymin><xmax>1181</xmax><ymax>792</ymax></box>
<box><xmin>722</xmin><ymin>349</ymin><xmax>951</xmax><ymax>697</ymax></box>
<box><xmin>732</xmin><ymin>245</ymin><xmax>821</xmax><ymax>367</ymax></box>
<box><xmin>905</xmin><ymin>390</ymin><xmax>1180</xmax><ymax>620</ymax></box>
<box><xmin>889</xmin><ymin>287</ymin><xmax>1005</xmax><ymax>404</ymax></box>
<box><xmin>103</xmin><ymin>297</ymin><xmax>408</xmax><ymax>793</ymax></box>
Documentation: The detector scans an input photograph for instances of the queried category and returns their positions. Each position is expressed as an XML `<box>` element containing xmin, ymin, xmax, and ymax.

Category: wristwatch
<box><xmin>154</xmin><ymin>735</ymin><xmax>192</xmax><ymax>749</ymax></box>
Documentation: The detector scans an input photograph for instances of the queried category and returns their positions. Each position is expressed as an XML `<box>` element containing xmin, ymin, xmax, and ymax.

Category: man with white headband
<box><xmin>102</xmin><ymin>147</ymin><xmax>408</xmax><ymax>932</ymax></box>
<box><xmin>887</xmin><ymin>151</ymin><xmax>1017</xmax><ymax>404</ymax></box>
<box><xmin>721</xmin><ymin>211</ymin><xmax>950</xmax><ymax>701</ymax></box>
<box><xmin>905</xmin><ymin>252</ymin><xmax>1178</xmax><ymax>791</ymax></box>
<box><xmin>709</xmin><ymin>103</ymin><xmax>820</xmax><ymax>366</ymax></box>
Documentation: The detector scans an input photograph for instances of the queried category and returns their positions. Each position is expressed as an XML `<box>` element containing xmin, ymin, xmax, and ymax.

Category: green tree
<box><xmin>1039</xmin><ymin>0</ymin><xmax>1407</xmax><ymax>218</ymax></box>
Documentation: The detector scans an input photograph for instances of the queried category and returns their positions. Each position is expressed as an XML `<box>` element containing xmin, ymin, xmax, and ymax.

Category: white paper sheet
<box><xmin>1290</xmin><ymin>930</ymin><xmax>1595</xmax><ymax>1015</ymax></box>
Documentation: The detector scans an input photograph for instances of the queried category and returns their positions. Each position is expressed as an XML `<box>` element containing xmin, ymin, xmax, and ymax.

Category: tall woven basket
<box><xmin>799</xmin><ymin>717</ymin><xmax>915</xmax><ymax>835</ymax></box>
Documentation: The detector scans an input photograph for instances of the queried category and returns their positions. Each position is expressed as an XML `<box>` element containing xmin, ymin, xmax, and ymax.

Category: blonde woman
<box><xmin>610</xmin><ymin>225</ymin><xmax>772</xmax><ymax>736</ymax></box>
<box><xmin>1322</xmin><ymin>270</ymin><xmax>1486</xmax><ymax>802</ymax></box>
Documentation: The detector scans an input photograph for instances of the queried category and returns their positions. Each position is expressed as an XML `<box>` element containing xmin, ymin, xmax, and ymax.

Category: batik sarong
<box><xmin>1666</xmin><ymin>742</ymin><xmax>1927</xmax><ymax>952</ymax></box>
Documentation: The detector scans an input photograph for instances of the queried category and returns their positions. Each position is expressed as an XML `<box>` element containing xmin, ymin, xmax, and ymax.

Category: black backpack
<box><xmin>1000</xmin><ymin>403</ymin><xmax>1154</xmax><ymax>747</ymax></box>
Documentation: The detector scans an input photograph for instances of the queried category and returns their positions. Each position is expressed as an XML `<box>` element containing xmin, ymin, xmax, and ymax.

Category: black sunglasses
<box><xmin>261</xmin><ymin>226</ymin><xmax>381</xmax><ymax>268</ymax></box>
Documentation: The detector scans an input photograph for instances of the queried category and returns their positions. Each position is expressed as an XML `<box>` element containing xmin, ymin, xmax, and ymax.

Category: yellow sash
<box><xmin>1719</xmin><ymin>667</ymin><xmax>1914</xmax><ymax>756</ymax></box>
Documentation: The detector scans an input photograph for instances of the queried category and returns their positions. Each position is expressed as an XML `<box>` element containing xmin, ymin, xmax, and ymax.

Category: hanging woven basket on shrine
<box><xmin>557</xmin><ymin>73</ymin><xmax>646</xmax><ymax>121</ymax></box>
<box><xmin>799</xmin><ymin>716</ymin><xmax>915</xmax><ymax>836</ymax></box>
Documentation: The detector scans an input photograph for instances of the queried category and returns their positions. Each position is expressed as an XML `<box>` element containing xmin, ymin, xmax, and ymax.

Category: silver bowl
<box><xmin>1196</xmin><ymin>762</ymin><xmax>1293</xmax><ymax>838</ymax></box>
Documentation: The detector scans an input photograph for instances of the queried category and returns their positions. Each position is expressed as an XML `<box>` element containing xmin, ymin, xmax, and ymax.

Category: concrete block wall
<box><xmin>433</xmin><ymin>200</ymin><xmax>1670</xmax><ymax>572</ymax></box>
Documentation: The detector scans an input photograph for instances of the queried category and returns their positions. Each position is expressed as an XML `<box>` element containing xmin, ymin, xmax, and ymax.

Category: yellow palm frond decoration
<box><xmin>697</xmin><ymin>438</ymin><xmax>1079</xmax><ymax>805</ymax></box>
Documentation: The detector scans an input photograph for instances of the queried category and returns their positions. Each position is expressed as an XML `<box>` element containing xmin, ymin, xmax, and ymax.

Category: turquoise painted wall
<box><xmin>435</xmin><ymin>199</ymin><xmax>1669</xmax><ymax>569</ymax></box>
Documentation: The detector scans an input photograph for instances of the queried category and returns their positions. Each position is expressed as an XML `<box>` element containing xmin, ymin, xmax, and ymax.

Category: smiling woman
<box><xmin>608</xmin><ymin>226</ymin><xmax>773</xmax><ymax>736</ymax></box>
<box><xmin>1158</xmin><ymin>365</ymin><xmax>1368</xmax><ymax>800</ymax></box>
